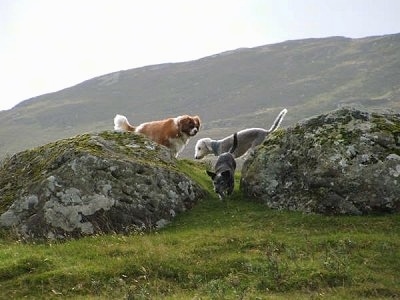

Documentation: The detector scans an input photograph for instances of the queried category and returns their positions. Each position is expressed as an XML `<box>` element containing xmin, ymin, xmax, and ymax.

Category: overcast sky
<box><xmin>1</xmin><ymin>0</ymin><xmax>400</xmax><ymax>111</ymax></box>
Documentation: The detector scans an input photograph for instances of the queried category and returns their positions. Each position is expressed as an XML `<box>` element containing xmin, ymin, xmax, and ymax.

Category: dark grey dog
<box><xmin>195</xmin><ymin>108</ymin><xmax>287</xmax><ymax>159</ymax></box>
<box><xmin>206</xmin><ymin>132</ymin><xmax>238</xmax><ymax>200</ymax></box>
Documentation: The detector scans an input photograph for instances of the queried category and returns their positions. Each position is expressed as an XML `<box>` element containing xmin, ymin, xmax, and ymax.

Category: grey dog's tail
<box><xmin>268</xmin><ymin>108</ymin><xmax>288</xmax><ymax>133</ymax></box>
<box><xmin>229</xmin><ymin>132</ymin><xmax>238</xmax><ymax>154</ymax></box>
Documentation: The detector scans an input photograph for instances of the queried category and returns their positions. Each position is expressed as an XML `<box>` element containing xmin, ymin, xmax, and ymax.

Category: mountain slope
<box><xmin>1</xmin><ymin>33</ymin><xmax>399</xmax><ymax>159</ymax></box>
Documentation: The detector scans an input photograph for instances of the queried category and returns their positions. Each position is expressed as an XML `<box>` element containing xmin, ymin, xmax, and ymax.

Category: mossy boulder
<box><xmin>0</xmin><ymin>131</ymin><xmax>206</xmax><ymax>240</ymax></box>
<box><xmin>241</xmin><ymin>107</ymin><xmax>400</xmax><ymax>215</ymax></box>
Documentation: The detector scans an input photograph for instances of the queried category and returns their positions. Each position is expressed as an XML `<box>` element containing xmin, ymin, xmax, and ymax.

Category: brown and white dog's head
<box><xmin>176</xmin><ymin>115</ymin><xmax>201</xmax><ymax>137</ymax></box>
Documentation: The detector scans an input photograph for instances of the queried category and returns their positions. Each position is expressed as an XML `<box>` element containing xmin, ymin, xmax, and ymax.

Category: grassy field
<box><xmin>0</xmin><ymin>160</ymin><xmax>399</xmax><ymax>299</ymax></box>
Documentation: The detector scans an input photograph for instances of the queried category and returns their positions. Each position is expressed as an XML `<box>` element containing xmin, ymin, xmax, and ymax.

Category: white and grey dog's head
<box><xmin>194</xmin><ymin>138</ymin><xmax>213</xmax><ymax>159</ymax></box>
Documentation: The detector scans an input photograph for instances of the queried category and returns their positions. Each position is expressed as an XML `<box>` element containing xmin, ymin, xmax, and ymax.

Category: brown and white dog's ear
<box><xmin>176</xmin><ymin>115</ymin><xmax>190</xmax><ymax>131</ymax></box>
<box><xmin>193</xmin><ymin>115</ymin><xmax>201</xmax><ymax>129</ymax></box>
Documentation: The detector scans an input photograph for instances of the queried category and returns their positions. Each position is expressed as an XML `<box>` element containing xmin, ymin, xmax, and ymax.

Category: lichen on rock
<box><xmin>0</xmin><ymin>131</ymin><xmax>205</xmax><ymax>240</ymax></box>
<box><xmin>241</xmin><ymin>107</ymin><xmax>400</xmax><ymax>215</ymax></box>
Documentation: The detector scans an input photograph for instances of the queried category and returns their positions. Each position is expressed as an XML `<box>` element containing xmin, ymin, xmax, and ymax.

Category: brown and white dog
<box><xmin>114</xmin><ymin>114</ymin><xmax>201</xmax><ymax>157</ymax></box>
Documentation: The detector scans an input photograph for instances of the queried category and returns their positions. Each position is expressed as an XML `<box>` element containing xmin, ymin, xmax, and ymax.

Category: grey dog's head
<box><xmin>206</xmin><ymin>169</ymin><xmax>233</xmax><ymax>199</ymax></box>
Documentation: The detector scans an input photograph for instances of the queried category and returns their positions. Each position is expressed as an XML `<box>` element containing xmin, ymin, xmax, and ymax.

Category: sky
<box><xmin>1</xmin><ymin>0</ymin><xmax>400</xmax><ymax>111</ymax></box>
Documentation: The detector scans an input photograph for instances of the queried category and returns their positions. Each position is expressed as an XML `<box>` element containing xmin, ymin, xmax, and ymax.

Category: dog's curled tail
<box><xmin>114</xmin><ymin>114</ymin><xmax>135</xmax><ymax>132</ymax></box>
<box><xmin>268</xmin><ymin>108</ymin><xmax>288</xmax><ymax>133</ymax></box>
<box><xmin>229</xmin><ymin>132</ymin><xmax>238</xmax><ymax>154</ymax></box>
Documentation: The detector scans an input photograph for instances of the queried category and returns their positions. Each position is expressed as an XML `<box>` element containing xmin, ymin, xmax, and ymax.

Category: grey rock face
<box><xmin>0</xmin><ymin>131</ymin><xmax>205</xmax><ymax>240</ymax></box>
<box><xmin>241</xmin><ymin>107</ymin><xmax>400</xmax><ymax>215</ymax></box>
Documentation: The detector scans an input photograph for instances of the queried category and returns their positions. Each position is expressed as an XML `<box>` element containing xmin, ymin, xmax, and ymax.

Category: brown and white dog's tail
<box><xmin>114</xmin><ymin>114</ymin><xmax>135</xmax><ymax>132</ymax></box>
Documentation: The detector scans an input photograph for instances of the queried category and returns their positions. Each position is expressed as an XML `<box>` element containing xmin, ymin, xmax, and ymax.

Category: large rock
<box><xmin>241</xmin><ymin>107</ymin><xmax>400</xmax><ymax>215</ymax></box>
<box><xmin>0</xmin><ymin>131</ymin><xmax>205</xmax><ymax>240</ymax></box>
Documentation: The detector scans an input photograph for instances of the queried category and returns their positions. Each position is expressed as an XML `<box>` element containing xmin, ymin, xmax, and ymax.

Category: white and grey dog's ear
<box><xmin>205</xmin><ymin>139</ymin><xmax>214</xmax><ymax>152</ymax></box>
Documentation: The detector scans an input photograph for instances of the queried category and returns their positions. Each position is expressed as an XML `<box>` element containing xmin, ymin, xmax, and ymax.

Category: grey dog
<box><xmin>195</xmin><ymin>108</ymin><xmax>287</xmax><ymax>159</ymax></box>
<box><xmin>206</xmin><ymin>132</ymin><xmax>238</xmax><ymax>199</ymax></box>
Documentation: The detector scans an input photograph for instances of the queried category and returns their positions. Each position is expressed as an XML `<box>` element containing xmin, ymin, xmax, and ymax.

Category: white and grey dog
<box><xmin>194</xmin><ymin>108</ymin><xmax>287</xmax><ymax>159</ymax></box>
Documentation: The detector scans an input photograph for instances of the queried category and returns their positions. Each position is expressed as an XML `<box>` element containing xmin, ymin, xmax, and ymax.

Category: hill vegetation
<box><xmin>0</xmin><ymin>162</ymin><xmax>399</xmax><ymax>299</ymax></box>
<box><xmin>1</xmin><ymin>33</ymin><xmax>400</xmax><ymax>159</ymax></box>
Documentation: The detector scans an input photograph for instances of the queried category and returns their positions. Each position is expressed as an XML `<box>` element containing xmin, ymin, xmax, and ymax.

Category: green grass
<box><xmin>0</xmin><ymin>164</ymin><xmax>399</xmax><ymax>299</ymax></box>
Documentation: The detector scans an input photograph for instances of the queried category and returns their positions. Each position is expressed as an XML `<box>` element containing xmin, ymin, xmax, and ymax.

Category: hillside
<box><xmin>1</xmin><ymin>33</ymin><xmax>399</xmax><ymax>159</ymax></box>
<box><xmin>1</xmin><ymin>167</ymin><xmax>399</xmax><ymax>299</ymax></box>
